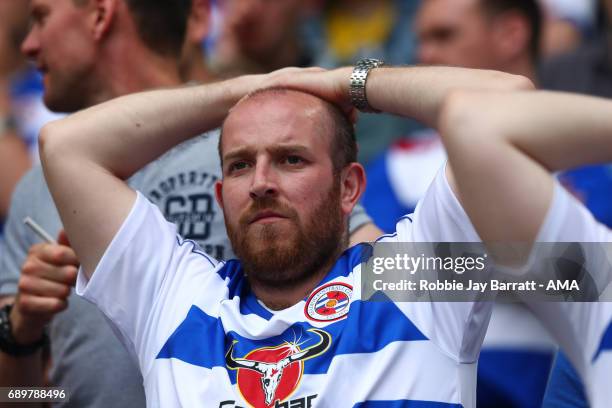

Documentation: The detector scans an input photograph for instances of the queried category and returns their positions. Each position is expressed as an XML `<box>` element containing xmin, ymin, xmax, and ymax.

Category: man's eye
<box><xmin>285</xmin><ymin>155</ymin><xmax>303</xmax><ymax>165</ymax></box>
<box><xmin>32</xmin><ymin>10</ymin><xmax>48</xmax><ymax>25</ymax></box>
<box><xmin>229</xmin><ymin>161</ymin><xmax>249</xmax><ymax>172</ymax></box>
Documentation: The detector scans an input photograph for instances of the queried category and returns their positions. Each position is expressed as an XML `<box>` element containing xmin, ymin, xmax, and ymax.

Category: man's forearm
<box><xmin>439</xmin><ymin>90</ymin><xmax>612</xmax><ymax>243</ymax></box>
<box><xmin>0</xmin><ymin>297</ymin><xmax>44</xmax><ymax>407</ymax></box>
<box><xmin>444</xmin><ymin>91</ymin><xmax>612</xmax><ymax>171</ymax></box>
<box><xmin>0</xmin><ymin>352</ymin><xmax>44</xmax><ymax>408</ymax></box>
<box><xmin>365</xmin><ymin>66</ymin><xmax>533</xmax><ymax>128</ymax></box>
<box><xmin>41</xmin><ymin>76</ymin><xmax>258</xmax><ymax>181</ymax></box>
<box><xmin>0</xmin><ymin>351</ymin><xmax>44</xmax><ymax>390</ymax></box>
<box><xmin>0</xmin><ymin>135</ymin><xmax>31</xmax><ymax>219</ymax></box>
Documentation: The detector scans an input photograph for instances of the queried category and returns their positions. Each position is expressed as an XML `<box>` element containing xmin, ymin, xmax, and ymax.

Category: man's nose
<box><xmin>21</xmin><ymin>28</ymin><xmax>40</xmax><ymax>59</ymax></box>
<box><xmin>249</xmin><ymin>161</ymin><xmax>278</xmax><ymax>200</ymax></box>
<box><xmin>417</xmin><ymin>43</ymin><xmax>439</xmax><ymax>65</ymax></box>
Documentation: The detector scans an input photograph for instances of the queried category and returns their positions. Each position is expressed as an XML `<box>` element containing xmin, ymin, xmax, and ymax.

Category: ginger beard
<box><xmin>227</xmin><ymin>177</ymin><xmax>346</xmax><ymax>289</ymax></box>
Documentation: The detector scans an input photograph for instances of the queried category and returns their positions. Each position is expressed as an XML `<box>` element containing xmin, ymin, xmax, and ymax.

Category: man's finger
<box><xmin>18</xmin><ymin>274</ymin><xmax>73</xmax><ymax>299</ymax></box>
<box><xmin>22</xmin><ymin>258</ymin><xmax>78</xmax><ymax>285</ymax></box>
<box><xmin>57</xmin><ymin>229</ymin><xmax>71</xmax><ymax>247</ymax></box>
<box><xmin>29</xmin><ymin>243</ymin><xmax>79</xmax><ymax>267</ymax></box>
<box><xmin>16</xmin><ymin>293</ymin><xmax>68</xmax><ymax>316</ymax></box>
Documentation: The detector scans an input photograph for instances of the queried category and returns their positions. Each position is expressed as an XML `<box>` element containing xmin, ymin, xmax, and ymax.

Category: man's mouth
<box><xmin>249</xmin><ymin>210</ymin><xmax>288</xmax><ymax>225</ymax></box>
<box><xmin>35</xmin><ymin>62</ymin><xmax>48</xmax><ymax>74</ymax></box>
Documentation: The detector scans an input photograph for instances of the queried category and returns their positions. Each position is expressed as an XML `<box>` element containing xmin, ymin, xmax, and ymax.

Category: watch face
<box><xmin>0</xmin><ymin>306</ymin><xmax>10</xmax><ymax>331</ymax></box>
<box><xmin>0</xmin><ymin>304</ymin><xmax>47</xmax><ymax>356</ymax></box>
<box><xmin>0</xmin><ymin>305</ymin><xmax>15</xmax><ymax>340</ymax></box>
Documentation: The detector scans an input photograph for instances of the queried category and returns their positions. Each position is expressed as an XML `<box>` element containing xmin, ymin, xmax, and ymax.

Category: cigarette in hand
<box><xmin>23</xmin><ymin>217</ymin><xmax>57</xmax><ymax>244</ymax></box>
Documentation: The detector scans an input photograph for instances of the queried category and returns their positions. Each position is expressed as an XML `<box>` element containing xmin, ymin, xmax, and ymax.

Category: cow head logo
<box><xmin>226</xmin><ymin>328</ymin><xmax>331</xmax><ymax>407</ymax></box>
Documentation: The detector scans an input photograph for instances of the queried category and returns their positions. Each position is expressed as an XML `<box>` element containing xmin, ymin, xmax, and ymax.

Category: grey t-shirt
<box><xmin>0</xmin><ymin>131</ymin><xmax>372</xmax><ymax>407</ymax></box>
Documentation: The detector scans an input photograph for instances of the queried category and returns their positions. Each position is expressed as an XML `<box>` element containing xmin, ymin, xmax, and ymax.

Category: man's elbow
<box><xmin>438</xmin><ymin>90</ymin><xmax>480</xmax><ymax>139</ymax></box>
<box><xmin>509</xmin><ymin>74</ymin><xmax>535</xmax><ymax>91</ymax></box>
<box><xmin>496</xmin><ymin>72</ymin><xmax>535</xmax><ymax>91</ymax></box>
<box><xmin>38</xmin><ymin>120</ymin><xmax>73</xmax><ymax>168</ymax></box>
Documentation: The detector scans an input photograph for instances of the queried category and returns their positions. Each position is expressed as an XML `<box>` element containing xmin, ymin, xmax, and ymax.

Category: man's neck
<box><xmin>219</xmin><ymin>37</ymin><xmax>302</xmax><ymax>77</ymax></box>
<box><xmin>180</xmin><ymin>48</ymin><xmax>217</xmax><ymax>84</ymax></box>
<box><xmin>249</xmin><ymin>249</ymin><xmax>343</xmax><ymax>311</ymax></box>
<box><xmin>503</xmin><ymin>56</ymin><xmax>537</xmax><ymax>86</ymax></box>
<box><xmin>261</xmin><ymin>37</ymin><xmax>303</xmax><ymax>73</ymax></box>
<box><xmin>514</xmin><ymin>63</ymin><xmax>537</xmax><ymax>86</ymax></box>
<box><xmin>90</xmin><ymin>47</ymin><xmax>183</xmax><ymax>106</ymax></box>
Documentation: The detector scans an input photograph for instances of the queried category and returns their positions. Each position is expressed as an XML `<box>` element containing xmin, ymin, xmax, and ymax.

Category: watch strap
<box><xmin>349</xmin><ymin>58</ymin><xmax>385</xmax><ymax>113</ymax></box>
<box><xmin>0</xmin><ymin>304</ymin><xmax>48</xmax><ymax>357</ymax></box>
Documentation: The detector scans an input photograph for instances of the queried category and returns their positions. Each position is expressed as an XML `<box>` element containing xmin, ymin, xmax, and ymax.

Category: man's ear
<box><xmin>187</xmin><ymin>0</ymin><xmax>212</xmax><ymax>45</ymax></box>
<box><xmin>492</xmin><ymin>11</ymin><xmax>531</xmax><ymax>62</ymax></box>
<box><xmin>91</xmin><ymin>0</ymin><xmax>118</xmax><ymax>41</ymax></box>
<box><xmin>215</xmin><ymin>180</ymin><xmax>225</xmax><ymax>210</ymax></box>
<box><xmin>340</xmin><ymin>162</ymin><xmax>366</xmax><ymax>216</ymax></box>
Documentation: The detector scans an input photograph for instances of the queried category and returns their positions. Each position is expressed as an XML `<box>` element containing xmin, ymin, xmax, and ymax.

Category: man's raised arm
<box><xmin>39</xmin><ymin>65</ymin><xmax>533</xmax><ymax>277</ymax></box>
<box><xmin>39</xmin><ymin>74</ymin><xmax>269</xmax><ymax>277</ymax></box>
<box><xmin>438</xmin><ymin>90</ymin><xmax>612</xmax><ymax>243</ymax></box>
<box><xmin>271</xmin><ymin>66</ymin><xmax>533</xmax><ymax>129</ymax></box>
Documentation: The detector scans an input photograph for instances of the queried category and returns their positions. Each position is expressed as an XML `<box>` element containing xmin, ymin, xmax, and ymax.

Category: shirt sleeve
<box><xmin>0</xmin><ymin>206</ymin><xmax>25</xmax><ymax>296</ymax></box>
<box><xmin>396</xmin><ymin>164</ymin><xmax>480</xmax><ymax>242</ymax></box>
<box><xmin>542</xmin><ymin>350</ymin><xmax>588</xmax><ymax>408</ymax></box>
<box><xmin>526</xmin><ymin>182</ymin><xmax>612</xmax><ymax>382</ymax></box>
<box><xmin>348</xmin><ymin>203</ymin><xmax>373</xmax><ymax>235</ymax></box>
<box><xmin>379</xmin><ymin>166</ymin><xmax>491</xmax><ymax>363</ymax></box>
<box><xmin>0</xmin><ymin>171</ymin><xmax>40</xmax><ymax>296</ymax></box>
<box><xmin>76</xmin><ymin>191</ymin><xmax>224</xmax><ymax>376</ymax></box>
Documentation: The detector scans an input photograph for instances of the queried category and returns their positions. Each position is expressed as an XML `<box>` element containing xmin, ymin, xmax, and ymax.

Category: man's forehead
<box><xmin>220</xmin><ymin>90</ymin><xmax>332</xmax><ymax>156</ymax></box>
<box><xmin>235</xmin><ymin>89</ymin><xmax>325</xmax><ymax>112</ymax></box>
<box><xmin>419</xmin><ymin>0</ymin><xmax>479</xmax><ymax>23</ymax></box>
<box><xmin>30</xmin><ymin>0</ymin><xmax>71</xmax><ymax>13</ymax></box>
<box><xmin>225</xmin><ymin>90</ymin><xmax>327</xmax><ymax>131</ymax></box>
<box><xmin>31</xmin><ymin>0</ymin><xmax>54</xmax><ymax>9</ymax></box>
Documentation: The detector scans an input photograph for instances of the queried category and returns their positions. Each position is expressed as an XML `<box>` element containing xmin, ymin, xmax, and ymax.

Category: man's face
<box><xmin>416</xmin><ymin>0</ymin><xmax>498</xmax><ymax>68</ymax></box>
<box><xmin>21</xmin><ymin>0</ymin><xmax>96</xmax><ymax>112</ymax></box>
<box><xmin>224</xmin><ymin>0</ymin><xmax>301</xmax><ymax>62</ymax></box>
<box><xmin>217</xmin><ymin>92</ymin><xmax>346</xmax><ymax>287</ymax></box>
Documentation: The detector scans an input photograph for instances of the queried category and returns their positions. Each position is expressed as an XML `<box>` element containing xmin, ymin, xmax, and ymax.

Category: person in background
<box><xmin>540</xmin><ymin>0</ymin><xmax>612</xmax><ymax>100</ymax></box>
<box><xmin>209</xmin><ymin>0</ymin><xmax>311</xmax><ymax>77</ymax></box>
<box><xmin>0</xmin><ymin>0</ymin><xmax>38</xmax><ymax>235</ymax></box>
<box><xmin>0</xmin><ymin>1</ymin><xmax>198</xmax><ymax>406</ymax></box>
<box><xmin>539</xmin><ymin>0</ymin><xmax>596</xmax><ymax>57</ymax></box>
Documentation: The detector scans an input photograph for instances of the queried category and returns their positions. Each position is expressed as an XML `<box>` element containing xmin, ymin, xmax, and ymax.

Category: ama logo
<box><xmin>226</xmin><ymin>328</ymin><xmax>331</xmax><ymax>408</ymax></box>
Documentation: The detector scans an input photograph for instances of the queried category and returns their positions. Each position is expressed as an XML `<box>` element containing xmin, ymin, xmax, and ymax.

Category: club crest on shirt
<box><xmin>304</xmin><ymin>282</ymin><xmax>352</xmax><ymax>322</ymax></box>
<box><xmin>225</xmin><ymin>329</ymin><xmax>331</xmax><ymax>408</ymax></box>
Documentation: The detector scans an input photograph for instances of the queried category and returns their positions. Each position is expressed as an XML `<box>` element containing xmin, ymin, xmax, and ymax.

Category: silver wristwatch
<box><xmin>349</xmin><ymin>58</ymin><xmax>385</xmax><ymax>113</ymax></box>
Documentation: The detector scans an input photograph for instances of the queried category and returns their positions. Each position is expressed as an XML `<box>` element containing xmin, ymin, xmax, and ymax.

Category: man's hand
<box><xmin>262</xmin><ymin>66</ymin><xmax>533</xmax><ymax>128</ymax></box>
<box><xmin>10</xmin><ymin>231</ymin><xmax>78</xmax><ymax>345</ymax></box>
<box><xmin>262</xmin><ymin>67</ymin><xmax>355</xmax><ymax>117</ymax></box>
